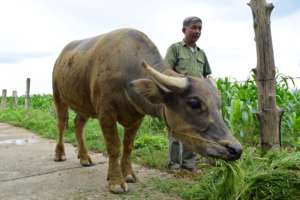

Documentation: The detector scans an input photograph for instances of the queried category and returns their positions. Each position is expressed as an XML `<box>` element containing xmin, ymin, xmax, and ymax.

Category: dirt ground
<box><xmin>0</xmin><ymin>123</ymin><xmax>181</xmax><ymax>200</ymax></box>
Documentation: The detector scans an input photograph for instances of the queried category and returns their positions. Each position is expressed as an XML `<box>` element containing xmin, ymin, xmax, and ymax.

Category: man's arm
<box><xmin>201</xmin><ymin>51</ymin><xmax>218</xmax><ymax>93</ymax></box>
<box><xmin>163</xmin><ymin>44</ymin><xmax>185</xmax><ymax>77</ymax></box>
<box><xmin>203</xmin><ymin>51</ymin><xmax>212</xmax><ymax>77</ymax></box>
<box><xmin>164</xmin><ymin>44</ymin><xmax>177</xmax><ymax>70</ymax></box>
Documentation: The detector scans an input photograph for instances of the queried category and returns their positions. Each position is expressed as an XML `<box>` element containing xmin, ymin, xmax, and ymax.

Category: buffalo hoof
<box><xmin>78</xmin><ymin>153</ymin><xmax>93</xmax><ymax>167</ymax></box>
<box><xmin>54</xmin><ymin>153</ymin><xmax>66</xmax><ymax>162</ymax></box>
<box><xmin>125</xmin><ymin>174</ymin><xmax>137</xmax><ymax>183</ymax></box>
<box><xmin>109</xmin><ymin>182</ymin><xmax>128</xmax><ymax>193</ymax></box>
<box><xmin>79</xmin><ymin>156</ymin><xmax>93</xmax><ymax>167</ymax></box>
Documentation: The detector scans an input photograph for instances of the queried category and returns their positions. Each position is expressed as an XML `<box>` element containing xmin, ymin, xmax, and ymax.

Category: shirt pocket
<box><xmin>175</xmin><ymin>54</ymin><xmax>190</xmax><ymax>75</ymax></box>
<box><xmin>196</xmin><ymin>56</ymin><xmax>205</xmax><ymax>75</ymax></box>
<box><xmin>196</xmin><ymin>56</ymin><xmax>205</xmax><ymax>66</ymax></box>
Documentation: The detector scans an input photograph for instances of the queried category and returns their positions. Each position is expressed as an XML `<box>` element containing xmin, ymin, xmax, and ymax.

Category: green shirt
<box><xmin>164</xmin><ymin>41</ymin><xmax>212</xmax><ymax>77</ymax></box>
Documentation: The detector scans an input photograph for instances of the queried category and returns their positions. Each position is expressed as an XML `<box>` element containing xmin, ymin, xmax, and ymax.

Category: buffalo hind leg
<box><xmin>54</xmin><ymin>102</ymin><xmax>68</xmax><ymax>162</ymax></box>
<box><xmin>121</xmin><ymin>119</ymin><xmax>143</xmax><ymax>183</ymax></box>
<box><xmin>74</xmin><ymin>114</ymin><xmax>93</xmax><ymax>166</ymax></box>
<box><xmin>99</xmin><ymin>116</ymin><xmax>128</xmax><ymax>193</ymax></box>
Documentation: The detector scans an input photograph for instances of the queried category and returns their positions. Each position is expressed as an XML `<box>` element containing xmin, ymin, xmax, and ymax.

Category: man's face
<box><xmin>183</xmin><ymin>22</ymin><xmax>202</xmax><ymax>44</ymax></box>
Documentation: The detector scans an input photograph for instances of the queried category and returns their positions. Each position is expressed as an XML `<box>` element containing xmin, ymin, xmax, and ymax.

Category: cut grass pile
<box><xmin>151</xmin><ymin>147</ymin><xmax>300</xmax><ymax>200</ymax></box>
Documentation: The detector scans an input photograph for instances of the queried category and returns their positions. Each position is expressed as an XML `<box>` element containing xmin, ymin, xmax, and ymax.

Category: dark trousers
<box><xmin>168</xmin><ymin>133</ymin><xmax>196</xmax><ymax>168</ymax></box>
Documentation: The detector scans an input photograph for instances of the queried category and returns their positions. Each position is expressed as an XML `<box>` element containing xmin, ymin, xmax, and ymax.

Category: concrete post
<box><xmin>12</xmin><ymin>90</ymin><xmax>18</xmax><ymax>110</ymax></box>
<box><xmin>0</xmin><ymin>89</ymin><xmax>7</xmax><ymax>111</ymax></box>
<box><xmin>25</xmin><ymin>78</ymin><xmax>30</xmax><ymax>110</ymax></box>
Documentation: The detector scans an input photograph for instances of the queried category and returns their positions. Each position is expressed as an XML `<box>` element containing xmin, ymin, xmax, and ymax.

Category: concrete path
<box><xmin>0</xmin><ymin>123</ymin><xmax>180</xmax><ymax>200</ymax></box>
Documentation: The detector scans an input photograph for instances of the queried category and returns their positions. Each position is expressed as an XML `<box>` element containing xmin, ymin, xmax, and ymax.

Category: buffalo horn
<box><xmin>142</xmin><ymin>61</ymin><xmax>188</xmax><ymax>89</ymax></box>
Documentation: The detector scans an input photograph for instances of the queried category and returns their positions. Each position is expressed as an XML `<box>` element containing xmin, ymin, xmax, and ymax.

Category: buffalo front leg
<box><xmin>100</xmin><ymin>117</ymin><xmax>128</xmax><ymax>193</ymax></box>
<box><xmin>54</xmin><ymin>103</ymin><xmax>68</xmax><ymax>162</ymax></box>
<box><xmin>121</xmin><ymin>119</ymin><xmax>142</xmax><ymax>183</ymax></box>
<box><xmin>75</xmin><ymin>114</ymin><xmax>93</xmax><ymax>166</ymax></box>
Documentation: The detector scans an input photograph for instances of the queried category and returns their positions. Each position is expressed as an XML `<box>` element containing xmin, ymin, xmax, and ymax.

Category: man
<box><xmin>164</xmin><ymin>16</ymin><xmax>212</xmax><ymax>172</ymax></box>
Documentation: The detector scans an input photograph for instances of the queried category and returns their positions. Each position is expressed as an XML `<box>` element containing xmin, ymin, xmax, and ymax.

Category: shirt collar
<box><xmin>180</xmin><ymin>40</ymin><xmax>200</xmax><ymax>51</ymax></box>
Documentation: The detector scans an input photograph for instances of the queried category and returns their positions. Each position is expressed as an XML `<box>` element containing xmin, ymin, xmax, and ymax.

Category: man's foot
<box><xmin>182</xmin><ymin>165</ymin><xmax>199</xmax><ymax>173</ymax></box>
<box><xmin>168</xmin><ymin>162</ymin><xmax>181</xmax><ymax>170</ymax></box>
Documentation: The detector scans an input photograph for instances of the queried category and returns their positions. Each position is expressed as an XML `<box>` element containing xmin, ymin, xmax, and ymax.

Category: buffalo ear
<box><xmin>129</xmin><ymin>79</ymin><xmax>166</xmax><ymax>104</ymax></box>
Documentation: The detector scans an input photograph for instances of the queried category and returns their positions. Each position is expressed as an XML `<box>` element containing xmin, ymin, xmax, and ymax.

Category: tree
<box><xmin>248</xmin><ymin>0</ymin><xmax>284</xmax><ymax>150</ymax></box>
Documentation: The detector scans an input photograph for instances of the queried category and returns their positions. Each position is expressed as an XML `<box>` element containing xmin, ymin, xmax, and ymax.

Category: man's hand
<box><xmin>162</xmin><ymin>69</ymin><xmax>185</xmax><ymax>77</ymax></box>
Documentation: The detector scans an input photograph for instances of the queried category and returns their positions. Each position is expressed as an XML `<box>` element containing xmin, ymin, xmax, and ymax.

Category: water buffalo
<box><xmin>52</xmin><ymin>28</ymin><xmax>242</xmax><ymax>193</ymax></box>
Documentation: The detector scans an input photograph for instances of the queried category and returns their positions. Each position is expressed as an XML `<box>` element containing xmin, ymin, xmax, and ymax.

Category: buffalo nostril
<box><xmin>226</xmin><ymin>143</ymin><xmax>243</xmax><ymax>158</ymax></box>
<box><xmin>228</xmin><ymin>147</ymin><xmax>236</xmax><ymax>155</ymax></box>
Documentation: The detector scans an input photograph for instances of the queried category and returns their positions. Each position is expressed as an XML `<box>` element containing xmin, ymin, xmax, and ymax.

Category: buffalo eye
<box><xmin>187</xmin><ymin>98</ymin><xmax>202</xmax><ymax>109</ymax></box>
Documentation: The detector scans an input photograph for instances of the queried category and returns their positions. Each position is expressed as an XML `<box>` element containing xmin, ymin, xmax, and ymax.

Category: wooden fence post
<box><xmin>0</xmin><ymin>89</ymin><xmax>7</xmax><ymax>111</ymax></box>
<box><xmin>12</xmin><ymin>90</ymin><xmax>18</xmax><ymax>110</ymax></box>
<box><xmin>248</xmin><ymin>0</ymin><xmax>283</xmax><ymax>150</ymax></box>
<box><xmin>25</xmin><ymin>78</ymin><xmax>30</xmax><ymax>110</ymax></box>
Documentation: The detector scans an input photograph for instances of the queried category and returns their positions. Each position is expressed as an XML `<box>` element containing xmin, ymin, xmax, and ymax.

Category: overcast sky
<box><xmin>0</xmin><ymin>0</ymin><xmax>299</xmax><ymax>95</ymax></box>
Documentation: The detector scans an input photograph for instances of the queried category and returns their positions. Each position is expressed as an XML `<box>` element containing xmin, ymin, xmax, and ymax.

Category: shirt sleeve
<box><xmin>164</xmin><ymin>44</ymin><xmax>177</xmax><ymax>70</ymax></box>
<box><xmin>203</xmin><ymin>51</ymin><xmax>212</xmax><ymax>77</ymax></box>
